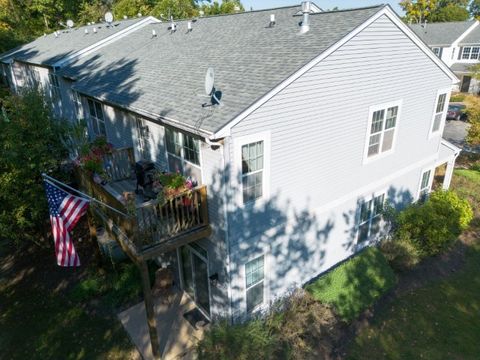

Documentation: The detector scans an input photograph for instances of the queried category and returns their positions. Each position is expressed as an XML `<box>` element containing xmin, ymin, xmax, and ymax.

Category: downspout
<box><xmin>219</xmin><ymin>137</ymin><xmax>234</xmax><ymax>323</ymax></box>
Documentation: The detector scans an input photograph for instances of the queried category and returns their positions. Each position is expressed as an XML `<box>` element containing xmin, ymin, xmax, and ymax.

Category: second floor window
<box><xmin>365</xmin><ymin>102</ymin><xmax>400</xmax><ymax>161</ymax></box>
<box><xmin>432</xmin><ymin>47</ymin><xmax>442</xmax><ymax>57</ymax></box>
<box><xmin>461</xmin><ymin>46</ymin><xmax>480</xmax><ymax>60</ymax></box>
<box><xmin>87</xmin><ymin>99</ymin><xmax>107</xmax><ymax>137</ymax></box>
<box><xmin>165</xmin><ymin>128</ymin><xmax>201</xmax><ymax>183</ymax></box>
<box><xmin>242</xmin><ymin>141</ymin><xmax>264</xmax><ymax>204</ymax></box>
<box><xmin>48</xmin><ymin>73</ymin><xmax>60</xmax><ymax>100</ymax></box>
<box><xmin>431</xmin><ymin>92</ymin><xmax>447</xmax><ymax>134</ymax></box>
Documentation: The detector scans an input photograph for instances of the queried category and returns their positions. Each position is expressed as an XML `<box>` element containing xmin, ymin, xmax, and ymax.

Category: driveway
<box><xmin>443</xmin><ymin>120</ymin><xmax>469</xmax><ymax>148</ymax></box>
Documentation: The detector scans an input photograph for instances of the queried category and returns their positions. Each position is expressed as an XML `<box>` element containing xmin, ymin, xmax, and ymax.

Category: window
<box><xmin>245</xmin><ymin>255</ymin><xmax>264</xmax><ymax>313</ymax></box>
<box><xmin>72</xmin><ymin>91</ymin><xmax>83</xmax><ymax>120</ymax></box>
<box><xmin>365</xmin><ymin>102</ymin><xmax>400</xmax><ymax>161</ymax></box>
<box><xmin>242</xmin><ymin>141</ymin><xmax>264</xmax><ymax>203</ymax></box>
<box><xmin>87</xmin><ymin>98</ymin><xmax>107</xmax><ymax>137</ymax></box>
<box><xmin>165</xmin><ymin>128</ymin><xmax>201</xmax><ymax>182</ymax></box>
<box><xmin>432</xmin><ymin>47</ymin><xmax>441</xmax><ymax>57</ymax></box>
<box><xmin>431</xmin><ymin>92</ymin><xmax>447</xmax><ymax>134</ymax></box>
<box><xmin>461</xmin><ymin>46</ymin><xmax>480</xmax><ymax>60</ymax></box>
<box><xmin>357</xmin><ymin>193</ymin><xmax>385</xmax><ymax>243</ymax></box>
<box><xmin>419</xmin><ymin>169</ymin><xmax>432</xmax><ymax>201</ymax></box>
<box><xmin>48</xmin><ymin>73</ymin><xmax>60</xmax><ymax>100</ymax></box>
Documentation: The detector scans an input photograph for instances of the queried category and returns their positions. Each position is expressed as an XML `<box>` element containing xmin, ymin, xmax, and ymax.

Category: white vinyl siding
<box><xmin>242</xmin><ymin>141</ymin><xmax>264</xmax><ymax>203</ymax></box>
<box><xmin>245</xmin><ymin>255</ymin><xmax>264</xmax><ymax>313</ymax></box>
<box><xmin>357</xmin><ymin>193</ymin><xmax>385</xmax><ymax>243</ymax></box>
<box><xmin>165</xmin><ymin>128</ymin><xmax>201</xmax><ymax>183</ymax></box>
<box><xmin>87</xmin><ymin>98</ymin><xmax>107</xmax><ymax>137</ymax></box>
<box><xmin>364</xmin><ymin>100</ymin><xmax>401</xmax><ymax>162</ymax></box>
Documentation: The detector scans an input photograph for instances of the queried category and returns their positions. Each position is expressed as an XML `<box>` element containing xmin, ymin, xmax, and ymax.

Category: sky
<box><xmin>241</xmin><ymin>0</ymin><xmax>404</xmax><ymax>15</ymax></box>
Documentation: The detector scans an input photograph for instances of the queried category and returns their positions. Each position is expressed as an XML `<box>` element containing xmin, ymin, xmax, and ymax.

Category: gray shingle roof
<box><xmin>0</xmin><ymin>18</ymin><xmax>143</xmax><ymax>65</ymax></box>
<box><xmin>459</xmin><ymin>24</ymin><xmax>480</xmax><ymax>45</ymax></box>
<box><xmin>451</xmin><ymin>62</ymin><xmax>473</xmax><ymax>72</ymax></box>
<box><xmin>61</xmin><ymin>5</ymin><xmax>384</xmax><ymax>135</ymax></box>
<box><xmin>409</xmin><ymin>20</ymin><xmax>476</xmax><ymax>46</ymax></box>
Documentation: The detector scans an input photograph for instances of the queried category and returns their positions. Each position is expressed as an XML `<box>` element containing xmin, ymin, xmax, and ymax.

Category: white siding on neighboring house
<box><xmin>226</xmin><ymin>14</ymin><xmax>454</xmax><ymax>320</ymax></box>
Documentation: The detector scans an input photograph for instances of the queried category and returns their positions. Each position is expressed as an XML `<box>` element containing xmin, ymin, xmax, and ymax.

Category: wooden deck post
<box><xmin>139</xmin><ymin>260</ymin><xmax>161</xmax><ymax>360</ymax></box>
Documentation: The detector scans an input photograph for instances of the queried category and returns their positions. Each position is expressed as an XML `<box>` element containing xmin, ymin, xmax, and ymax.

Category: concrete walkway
<box><xmin>118</xmin><ymin>291</ymin><xmax>206</xmax><ymax>360</ymax></box>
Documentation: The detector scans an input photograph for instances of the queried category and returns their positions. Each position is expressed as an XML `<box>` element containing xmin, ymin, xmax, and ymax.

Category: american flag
<box><xmin>44</xmin><ymin>180</ymin><xmax>89</xmax><ymax>267</ymax></box>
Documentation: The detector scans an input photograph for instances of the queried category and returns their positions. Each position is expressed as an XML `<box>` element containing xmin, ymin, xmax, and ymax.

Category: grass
<box><xmin>0</xmin><ymin>241</ymin><xmax>138</xmax><ymax>360</ymax></box>
<box><xmin>347</xmin><ymin>169</ymin><xmax>480</xmax><ymax>359</ymax></box>
<box><xmin>305</xmin><ymin>247</ymin><xmax>397</xmax><ymax>321</ymax></box>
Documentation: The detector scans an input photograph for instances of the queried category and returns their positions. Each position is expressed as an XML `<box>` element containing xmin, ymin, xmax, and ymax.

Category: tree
<box><xmin>0</xmin><ymin>89</ymin><xmax>68</xmax><ymax>245</ymax></box>
<box><xmin>430</xmin><ymin>3</ymin><xmax>470</xmax><ymax>21</ymax></box>
<box><xmin>113</xmin><ymin>0</ymin><xmax>154</xmax><ymax>19</ymax></box>
<box><xmin>400</xmin><ymin>0</ymin><xmax>437</xmax><ymax>23</ymax></box>
<box><xmin>471</xmin><ymin>0</ymin><xmax>480</xmax><ymax>18</ymax></box>
<box><xmin>150</xmin><ymin>0</ymin><xmax>196</xmax><ymax>19</ymax></box>
<box><xmin>464</xmin><ymin>93</ymin><xmax>480</xmax><ymax>146</ymax></box>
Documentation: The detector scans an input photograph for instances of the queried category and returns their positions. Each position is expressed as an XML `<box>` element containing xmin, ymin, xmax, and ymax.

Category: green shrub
<box><xmin>396</xmin><ymin>190</ymin><xmax>473</xmax><ymax>256</ymax></box>
<box><xmin>380</xmin><ymin>236</ymin><xmax>422</xmax><ymax>272</ymax></box>
<box><xmin>197</xmin><ymin>319</ymin><xmax>279</xmax><ymax>360</ymax></box>
<box><xmin>305</xmin><ymin>247</ymin><xmax>397</xmax><ymax>321</ymax></box>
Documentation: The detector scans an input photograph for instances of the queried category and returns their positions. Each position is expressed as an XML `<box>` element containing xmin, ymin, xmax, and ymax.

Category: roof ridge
<box><xmin>294</xmin><ymin>4</ymin><xmax>385</xmax><ymax>16</ymax></box>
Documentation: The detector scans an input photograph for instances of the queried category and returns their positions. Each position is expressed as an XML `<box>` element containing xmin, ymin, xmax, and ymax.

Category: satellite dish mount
<box><xmin>202</xmin><ymin>67</ymin><xmax>222</xmax><ymax>107</ymax></box>
<box><xmin>105</xmin><ymin>12</ymin><xmax>114</xmax><ymax>25</ymax></box>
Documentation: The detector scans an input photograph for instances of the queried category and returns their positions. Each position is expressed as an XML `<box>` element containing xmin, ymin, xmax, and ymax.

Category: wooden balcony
<box><xmin>75</xmin><ymin>147</ymin><xmax>211</xmax><ymax>262</ymax></box>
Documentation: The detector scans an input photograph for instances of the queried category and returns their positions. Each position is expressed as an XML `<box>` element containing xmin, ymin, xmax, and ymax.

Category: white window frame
<box><xmin>244</xmin><ymin>254</ymin><xmax>266</xmax><ymax>314</ymax></box>
<box><xmin>164</xmin><ymin>127</ymin><xmax>202</xmax><ymax>169</ymax></box>
<box><xmin>87</xmin><ymin>98</ymin><xmax>107</xmax><ymax>138</ymax></box>
<box><xmin>429</xmin><ymin>88</ymin><xmax>451</xmax><ymax>139</ymax></box>
<box><xmin>48</xmin><ymin>72</ymin><xmax>60</xmax><ymax>100</ymax></box>
<box><xmin>363</xmin><ymin>100</ymin><xmax>402</xmax><ymax>164</ymax></box>
<box><xmin>356</xmin><ymin>190</ymin><xmax>387</xmax><ymax>246</ymax></box>
<box><xmin>417</xmin><ymin>167</ymin><xmax>434</xmax><ymax>201</ymax></box>
<box><xmin>233</xmin><ymin>131</ymin><xmax>271</xmax><ymax>208</ymax></box>
<box><xmin>461</xmin><ymin>46</ymin><xmax>480</xmax><ymax>60</ymax></box>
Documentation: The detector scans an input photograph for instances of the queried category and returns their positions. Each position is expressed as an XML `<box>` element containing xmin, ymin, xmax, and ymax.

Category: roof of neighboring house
<box><xmin>459</xmin><ymin>25</ymin><xmax>480</xmax><ymax>45</ymax></box>
<box><xmin>60</xmin><ymin>5</ymin><xmax>385</xmax><ymax>135</ymax></box>
<box><xmin>451</xmin><ymin>62</ymin><xmax>474</xmax><ymax>73</ymax></box>
<box><xmin>0</xmin><ymin>17</ymin><xmax>144</xmax><ymax>66</ymax></box>
<box><xmin>409</xmin><ymin>20</ymin><xmax>477</xmax><ymax>46</ymax></box>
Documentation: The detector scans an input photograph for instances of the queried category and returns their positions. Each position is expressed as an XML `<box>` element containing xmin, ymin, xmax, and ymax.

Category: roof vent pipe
<box><xmin>187</xmin><ymin>21</ymin><xmax>192</xmax><ymax>32</ymax></box>
<box><xmin>152</xmin><ymin>29</ymin><xmax>157</xmax><ymax>37</ymax></box>
<box><xmin>269</xmin><ymin>14</ymin><xmax>276</xmax><ymax>27</ymax></box>
<box><xmin>300</xmin><ymin>1</ymin><xmax>311</xmax><ymax>34</ymax></box>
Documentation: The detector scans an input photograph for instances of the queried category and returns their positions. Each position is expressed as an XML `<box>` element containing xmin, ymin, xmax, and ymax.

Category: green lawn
<box><xmin>306</xmin><ymin>247</ymin><xmax>397</xmax><ymax>321</ymax></box>
<box><xmin>347</xmin><ymin>169</ymin><xmax>480</xmax><ymax>359</ymax></box>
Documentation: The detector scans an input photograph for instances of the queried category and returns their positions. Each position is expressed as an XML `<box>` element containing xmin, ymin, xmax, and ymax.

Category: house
<box><xmin>410</xmin><ymin>20</ymin><xmax>480</xmax><ymax>93</ymax></box>
<box><xmin>1</xmin><ymin>2</ymin><xmax>461</xmax><ymax>326</ymax></box>
<box><xmin>0</xmin><ymin>15</ymin><xmax>158</xmax><ymax>121</ymax></box>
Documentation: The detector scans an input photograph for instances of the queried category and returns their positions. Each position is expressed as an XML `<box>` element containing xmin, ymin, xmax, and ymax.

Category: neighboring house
<box><xmin>410</xmin><ymin>20</ymin><xmax>480</xmax><ymax>93</ymax></box>
<box><xmin>0</xmin><ymin>16</ymin><xmax>158</xmax><ymax>122</ymax></box>
<box><xmin>0</xmin><ymin>3</ymin><xmax>461</xmax><ymax>323</ymax></box>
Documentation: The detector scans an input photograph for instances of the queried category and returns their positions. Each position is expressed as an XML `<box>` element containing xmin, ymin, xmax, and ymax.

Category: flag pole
<box><xmin>41</xmin><ymin>173</ymin><xmax>131</xmax><ymax>218</ymax></box>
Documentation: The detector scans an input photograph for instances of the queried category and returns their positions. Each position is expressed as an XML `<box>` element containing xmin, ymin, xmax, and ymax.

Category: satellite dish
<box><xmin>105</xmin><ymin>12</ymin><xmax>114</xmax><ymax>24</ymax></box>
<box><xmin>205</xmin><ymin>68</ymin><xmax>214</xmax><ymax>96</ymax></box>
<box><xmin>66</xmin><ymin>19</ymin><xmax>74</xmax><ymax>28</ymax></box>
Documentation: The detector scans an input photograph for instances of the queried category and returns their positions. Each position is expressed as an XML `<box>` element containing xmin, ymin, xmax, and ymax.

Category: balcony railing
<box><xmin>74</xmin><ymin>147</ymin><xmax>211</xmax><ymax>260</ymax></box>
